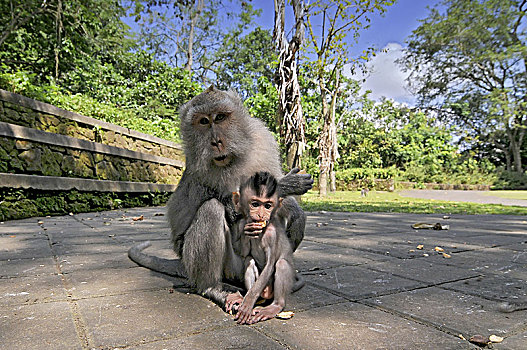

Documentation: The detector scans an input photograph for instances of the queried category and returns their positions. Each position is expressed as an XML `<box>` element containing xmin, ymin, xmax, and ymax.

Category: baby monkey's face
<box><xmin>248</xmin><ymin>195</ymin><xmax>277</xmax><ymax>225</ymax></box>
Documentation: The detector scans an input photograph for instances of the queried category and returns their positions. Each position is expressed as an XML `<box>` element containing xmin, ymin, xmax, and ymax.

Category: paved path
<box><xmin>400</xmin><ymin>189</ymin><xmax>527</xmax><ymax>207</ymax></box>
<box><xmin>1</xmin><ymin>207</ymin><xmax>526</xmax><ymax>349</ymax></box>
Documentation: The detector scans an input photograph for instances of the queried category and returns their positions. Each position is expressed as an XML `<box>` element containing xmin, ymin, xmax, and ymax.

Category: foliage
<box><xmin>304</xmin><ymin>0</ymin><xmax>395</xmax><ymax>195</ymax></box>
<box><xmin>403</xmin><ymin>0</ymin><xmax>527</xmax><ymax>173</ymax></box>
<box><xmin>335</xmin><ymin>99</ymin><xmax>498</xmax><ymax>185</ymax></box>
<box><xmin>212</xmin><ymin>25</ymin><xmax>276</xmax><ymax>99</ymax></box>
<box><xmin>0</xmin><ymin>0</ymin><xmax>201</xmax><ymax>142</ymax></box>
<box><xmin>0</xmin><ymin>0</ymin><xmax>132</xmax><ymax>84</ymax></box>
<box><xmin>1</xmin><ymin>0</ymin><xmax>521</xmax><ymax>197</ymax></box>
<box><xmin>128</xmin><ymin>0</ymin><xmax>263</xmax><ymax>85</ymax></box>
<box><xmin>244</xmin><ymin>76</ymin><xmax>279</xmax><ymax>135</ymax></box>
<box><xmin>493</xmin><ymin>169</ymin><xmax>527</xmax><ymax>189</ymax></box>
<box><xmin>0</xmin><ymin>70</ymin><xmax>188</xmax><ymax>142</ymax></box>
<box><xmin>337</xmin><ymin>167</ymin><xmax>399</xmax><ymax>181</ymax></box>
<box><xmin>63</xmin><ymin>50</ymin><xmax>201</xmax><ymax>122</ymax></box>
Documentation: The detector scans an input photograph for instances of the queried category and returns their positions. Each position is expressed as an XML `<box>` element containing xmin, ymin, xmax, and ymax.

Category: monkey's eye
<box><xmin>199</xmin><ymin>117</ymin><xmax>209</xmax><ymax>125</ymax></box>
<box><xmin>264</xmin><ymin>203</ymin><xmax>273</xmax><ymax>210</ymax></box>
<box><xmin>251</xmin><ymin>202</ymin><xmax>260</xmax><ymax>208</ymax></box>
<box><xmin>215</xmin><ymin>113</ymin><xmax>227</xmax><ymax>122</ymax></box>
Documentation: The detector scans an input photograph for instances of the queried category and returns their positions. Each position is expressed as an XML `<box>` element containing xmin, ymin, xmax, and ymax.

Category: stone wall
<box><xmin>0</xmin><ymin>89</ymin><xmax>185</xmax><ymax>220</ymax></box>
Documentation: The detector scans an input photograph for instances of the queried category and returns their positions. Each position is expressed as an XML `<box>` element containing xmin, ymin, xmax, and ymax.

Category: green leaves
<box><xmin>403</xmin><ymin>0</ymin><xmax>527</xmax><ymax>173</ymax></box>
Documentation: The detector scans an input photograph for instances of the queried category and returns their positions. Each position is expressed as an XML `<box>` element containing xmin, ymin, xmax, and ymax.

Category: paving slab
<box><xmin>443</xmin><ymin>273</ymin><xmax>527</xmax><ymax>304</ymax></box>
<box><xmin>126</xmin><ymin>326</ymin><xmax>287</xmax><ymax>350</ymax></box>
<box><xmin>306</xmin><ymin>265</ymin><xmax>425</xmax><ymax>300</ymax></box>
<box><xmin>58</xmin><ymin>251</ymin><xmax>139</xmax><ymax>273</ymax></box>
<box><xmin>294</xmin><ymin>240</ymin><xmax>390</xmax><ymax>272</ymax></box>
<box><xmin>65</xmin><ymin>267</ymin><xmax>180</xmax><ymax>299</ymax></box>
<box><xmin>0</xmin><ymin>302</ymin><xmax>82</xmax><ymax>350</ymax></box>
<box><xmin>0</xmin><ymin>208</ymin><xmax>526</xmax><ymax>349</ymax></box>
<box><xmin>429</xmin><ymin>247</ymin><xmax>527</xmax><ymax>275</ymax></box>
<box><xmin>0</xmin><ymin>256</ymin><xmax>56</xmax><ymax>278</ymax></box>
<box><xmin>254</xmin><ymin>302</ymin><xmax>469</xmax><ymax>349</ymax></box>
<box><xmin>76</xmin><ymin>289</ymin><xmax>231</xmax><ymax>348</ymax></box>
<box><xmin>366</xmin><ymin>287</ymin><xmax>527</xmax><ymax>338</ymax></box>
<box><xmin>494</xmin><ymin>331</ymin><xmax>527</xmax><ymax>350</ymax></box>
<box><xmin>367</xmin><ymin>258</ymin><xmax>481</xmax><ymax>284</ymax></box>
<box><xmin>0</xmin><ymin>234</ymin><xmax>53</xmax><ymax>260</ymax></box>
<box><xmin>0</xmin><ymin>273</ymin><xmax>66</xmax><ymax>305</ymax></box>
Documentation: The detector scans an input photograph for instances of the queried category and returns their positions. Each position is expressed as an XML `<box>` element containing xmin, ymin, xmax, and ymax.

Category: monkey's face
<box><xmin>246</xmin><ymin>193</ymin><xmax>279</xmax><ymax>225</ymax></box>
<box><xmin>233</xmin><ymin>190</ymin><xmax>278</xmax><ymax>225</ymax></box>
<box><xmin>179</xmin><ymin>87</ymin><xmax>251</xmax><ymax>172</ymax></box>
<box><xmin>191</xmin><ymin>111</ymin><xmax>233</xmax><ymax>167</ymax></box>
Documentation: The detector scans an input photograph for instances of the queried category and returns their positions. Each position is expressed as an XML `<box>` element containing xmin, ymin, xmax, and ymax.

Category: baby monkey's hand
<box><xmin>244</xmin><ymin>221</ymin><xmax>268</xmax><ymax>237</ymax></box>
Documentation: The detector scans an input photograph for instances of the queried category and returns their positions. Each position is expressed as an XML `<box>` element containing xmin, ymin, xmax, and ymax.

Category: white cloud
<box><xmin>345</xmin><ymin>42</ymin><xmax>415</xmax><ymax>104</ymax></box>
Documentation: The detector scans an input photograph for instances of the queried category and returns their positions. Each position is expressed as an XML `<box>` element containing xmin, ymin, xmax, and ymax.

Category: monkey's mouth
<box><xmin>213</xmin><ymin>154</ymin><xmax>232</xmax><ymax>166</ymax></box>
<box><xmin>256</xmin><ymin>220</ymin><xmax>268</xmax><ymax>228</ymax></box>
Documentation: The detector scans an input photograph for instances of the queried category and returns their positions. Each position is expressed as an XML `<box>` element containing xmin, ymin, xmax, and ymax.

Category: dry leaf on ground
<box><xmin>276</xmin><ymin>311</ymin><xmax>294</xmax><ymax>319</ymax></box>
<box><xmin>489</xmin><ymin>335</ymin><xmax>503</xmax><ymax>343</ymax></box>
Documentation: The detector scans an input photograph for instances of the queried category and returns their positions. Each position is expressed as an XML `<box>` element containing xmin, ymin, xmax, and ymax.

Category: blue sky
<box><xmin>251</xmin><ymin>0</ymin><xmax>442</xmax><ymax>104</ymax></box>
<box><xmin>252</xmin><ymin>0</ymin><xmax>439</xmax><ymax>52</ymax></box>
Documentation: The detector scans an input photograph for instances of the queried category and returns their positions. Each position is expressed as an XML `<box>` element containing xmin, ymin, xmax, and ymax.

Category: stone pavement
<box><xmin>1</xmin><ymin>207</ymin><xmax>526</xmax><ymax>349</ymax></box>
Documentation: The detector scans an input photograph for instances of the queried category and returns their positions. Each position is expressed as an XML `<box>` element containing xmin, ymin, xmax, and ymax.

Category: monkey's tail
<box><xmin>128</xmin><ymin>241</ymin><xmax>187</xmax><ymax>278</ymax></box>
<box><xmin>293</xmin><ymin>272</ymin><xmax>305</xmax><ymax>293</ymax></box>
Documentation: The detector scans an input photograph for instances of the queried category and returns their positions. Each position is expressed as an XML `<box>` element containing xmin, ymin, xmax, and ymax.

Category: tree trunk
<box><xmin>318</xmin><ymin>76</ymin><xmax>331</xmax><ymax>197</ymax></box>
<box><xmin>511</xmin><ymin>137</ymin><xmax>523</xmax><ymax>173</ymax></box>
<box><xmin>319</xmin><ymin>170</ymin><xmax>328</xmax><ymax>197</ymax></box>
<box><xmin>184</xmin><ymin>0</ymin><xmax>204</xmax><ymax>73</ymax></box>
<box><xmin>273</xmin><ymin>0</ymin><xmax>306</xmax><ymax>170</ymax></box>
<box><xmin>506</xmin><ymin>123</ymin><xmax>525</xmax><ymax>173</ymax></box>
<box><xmin>54</xmin><ymin>0</ymin><xmax>63</xmax><ymax>81</ymax></box>
<box><xmin>329</xmin><ymin>68</ymin><xmax>341</xmax><ymax>192</ymax></box>
<box><xmin>329</xmin><ymin>166</ymin><xmax>337</xmax><ymax>192</ymax></box>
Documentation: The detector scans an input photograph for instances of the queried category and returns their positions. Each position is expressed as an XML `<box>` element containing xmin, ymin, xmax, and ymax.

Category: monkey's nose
<box><xmin>211</xmin><ymin>139</ymin><xmax>224</xmax><ymax>151</ymax></box>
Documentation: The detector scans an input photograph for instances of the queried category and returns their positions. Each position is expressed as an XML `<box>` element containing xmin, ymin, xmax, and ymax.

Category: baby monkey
<box><xmin>226</xmin><ymin>171</ymin><xmax>295</xmax><ymax>324</ymax></box>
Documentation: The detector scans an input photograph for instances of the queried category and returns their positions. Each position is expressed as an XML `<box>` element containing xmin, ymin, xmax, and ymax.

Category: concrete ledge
<box><xmin>0</xmin><ymin>122</ymin><xmax>184</xmax><ymax>168</ymax></box>
<box><xmin>0</xmin><ymin>89</ymin><xmax>183</xmax><ymax>151</ymax></box>
<box><xmin>0</xmin><ymin>173</ymin><xmax>178</xmax><ymax>192</ymax></box>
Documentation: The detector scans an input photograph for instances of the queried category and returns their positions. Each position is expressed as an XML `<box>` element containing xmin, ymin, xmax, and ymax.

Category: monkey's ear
<box><xmin>205</xmin><ymin>85</ymin><xmax>215</xmax><ymax>93</ymax></box>
<box><xmin>232</xmin><ymin>192</ymin><xmax>241</xmax><ymax>211</ymax></box>
<box><xmin>278</xmin><ymin>197</ymin><xmax>283</xmax><ymax>207</ymax></box>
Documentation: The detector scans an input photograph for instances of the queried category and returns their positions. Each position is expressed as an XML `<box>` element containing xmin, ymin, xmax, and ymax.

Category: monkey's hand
<box><xmin>243</xmin><ymin>222</ymin><xmax>266</xmax><ymax>237</ymax></box>
<box><xmin>225</xmin><ymin>291</ymin><xmax>243</xmax><ymax>314</ymax></box>
<box><xmin>235</xmin><ymin>299</ymin><xmax>255</xmax><ymax>324</ymax></box>
<box><xmin>278</xmin><ymin>168</ymin><xmax>314</xmax><ymax>197</ymax></box>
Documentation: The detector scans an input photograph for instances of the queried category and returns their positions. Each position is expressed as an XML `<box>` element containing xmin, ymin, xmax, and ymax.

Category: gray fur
<box><xmin>128</xmin><ymin>87</ymin><xmax>312</xmax><ymax>308</ymax></box>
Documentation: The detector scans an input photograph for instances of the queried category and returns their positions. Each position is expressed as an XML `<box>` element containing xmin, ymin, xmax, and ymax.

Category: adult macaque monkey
<box><xmin>226</xmin><ymin>172</ymin><xmax>295</xmax><ymax>324</ymax></box>
<box><xmin>128</xmin><ymin>86</ymin><xmax>313</xmax><ymax>309</ymax></box>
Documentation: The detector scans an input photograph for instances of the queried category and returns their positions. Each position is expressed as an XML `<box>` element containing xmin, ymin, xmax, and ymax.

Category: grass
<box><xmin>483</xmin><ymin>190</ymin><xmax>527</xmax><ymax>200</ymax></box>
<box><xmin>300</xmin><ymin>190</ymin><xmax>527</xmax><ymax>215</ymax></box>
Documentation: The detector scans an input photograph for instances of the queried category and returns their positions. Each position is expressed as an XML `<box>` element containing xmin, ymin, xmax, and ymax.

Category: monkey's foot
<box><xmin>225</xmin><ymin>291</ymin><xmax>243</xmax><ymax>314</ymax></box>
<box><xmin>248</xmin><ymin>304</ymin><xmax>283</xmax><ymax>324</ymax></box>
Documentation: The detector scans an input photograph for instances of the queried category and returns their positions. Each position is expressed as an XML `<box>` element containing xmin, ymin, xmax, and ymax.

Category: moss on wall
<box><xmin>0</xmin><ymin>138</ymin><xmax>182</xmax><ymax>183</ymax></box>
<box><xmin>0</xmin><ymin>188</ymin><xmax>171</xmax><ymax>221</ymax></box>
<box><xmin>0</xmin><ymin>100</ymin><xmax>184</xmax><ymax>160</ymax></box>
